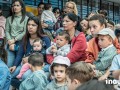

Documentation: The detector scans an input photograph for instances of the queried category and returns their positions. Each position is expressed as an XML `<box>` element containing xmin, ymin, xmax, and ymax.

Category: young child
<box><xmin>17</xmin><ymin>38</ymin><xmax>45</xmax><ymax>79</ymax></box>
<box><xmin>46</xmin><ymin>31</ymin><xmax>70</xmax><ymax>63</ymax></box>
<box><xmin>45</xmin><ymin>56</ymin><xmax>70</xmax><ymax>90</ymax></box>
<box><xmin>90</xmin><ymin>28</ymin><xmax>117</xmax><ymax>78</ymax></box>
<box><xmin>19</xmin><ymin>53</ymin><xmax>48</xmax><ymax>90</ymax></box>
<box><xmin>41</xmin><ymin>3</ymin><xmax>57</xmax><ymax>41</ymax></box>
<box><xmin>66</xmin><ymin>61</ymin><xmax>94</xmax><ymax>90</ymax></box>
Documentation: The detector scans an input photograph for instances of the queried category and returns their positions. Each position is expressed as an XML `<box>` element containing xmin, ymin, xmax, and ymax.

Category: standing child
<box><xmin>66</xmin><ymin>61</ymin><xmax>94</xmax><ymax>90</ymax></box>
<box><xmin>16</xmin><ymin>38</ymin><xmax>45</xmax><ymax>79</ymax></box>
<box><xmin>19</xmin><ymin>53</ymin><xmax>48</xmax><ymax>90</ymax></box>
<box><xmin>41</xmin><ymin>3</ymin><xmax>57</xmax><ymax>41</ymax></box>
<box><xmin>46</xmin><ymin>31</ymin><xmax>70</xmax><ymax>63</ymax></box>
<box><xmin>45</xmin><ymin>56</ymin><xmax>70</xmax><ymax>90</ymax></box>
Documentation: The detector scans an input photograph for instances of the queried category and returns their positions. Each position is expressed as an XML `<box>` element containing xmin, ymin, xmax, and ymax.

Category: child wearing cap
<box><xmin>89</xmin><ymin>28</ymin><xmax>117</xmax><ymax>79</ymax></box>
<box><xmin>46</xmin><ymin>31</ymin><xmax>70</xmax><ymax>63</ymax></box>
<box><xmin>45</xmin><ymin>56</ymin><xmax>70</xmax><ymax>90</ymax></box>
<box><xmin>66</xmin><ymin>61</ymin><xmax>94</xmax><ymax>90</ymax></box>
<box><xmin>19</xmin><ymin>53</ymin><xmax>48</xmax><ymax>90</ymax></box>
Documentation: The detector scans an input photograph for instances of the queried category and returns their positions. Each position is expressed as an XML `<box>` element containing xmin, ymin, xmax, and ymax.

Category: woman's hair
<box><xmin>76</xmin><ymin>79</ymin><xmax>115</xmax><ymax>90</ymax></box>
<box><xmin>0</xmin><ymin>39</ymin><xmax>7</xmax><ymax>64</ymax></box>
<box><xmin>58</xmin><ymin>31</ymin><xmax>70</xmax><ymax>42</ymax></box>
<box><xmin>107</xmin><ymin>20</ymin><xmax>115</xmax><ymax>26</ymax></box>
<box><xmin>11</xmin><ymin>0</ymin><xmax>26</xmax><ymax>23</ymax></box>
<box><xmin>89</xmin><ymin>14</ymin><xmax>107</xmax><ymax>27</ymax></box>
<box><xmin>44</xmin><ymin>3</ymin><xmax>52</xmax><ymax>10</ymax></box>
<box><xmin>66</xmin><ymin>61</ymin><xmax>94</xmax><ymax>84</ymax></box>
<box><xmin>28</xmin><ymin>53</ymin><xmax>44</xmax><ymax>66</ymax></box>
<box><xmin>64</xmin><ymin>13</ymin><xmax>82</xmax><ymax>31</ymax></box>
<box><xmin>23</xmin><ymin>16</ymin><xmax>45</xmax><ymax>52</ymax></box>
<box><xmin>53</xmin><ymin>7</ymin><xmax>61</xmax><ymax>13</ymax></box>
<box><xmin>65</xmin><ymin>1</ymin><xmax>78</xmax><ymax>15</ymax></box>
<box><xmin>51</xmin><ymin>63</ymin><xmax>68</xmax><ymax>75</ymax></box>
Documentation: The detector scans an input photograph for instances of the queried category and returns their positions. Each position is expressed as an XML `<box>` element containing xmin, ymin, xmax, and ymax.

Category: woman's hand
<box><xmin>8</xmin><ymin>39</ymin><xmax>15</xmax><ymax>45</ymax></box>
<box><xmin>9</xmin><ymin>66</ymin><xmax>16</xmax><ymax>73</ymax></box>
<box><xmin>22</xmin><ymin>57</ymin><xmax>29</xmax><ymax>64</ymax></box>
<box><xmin>9</xmin><ymin>44</ymin><xmax>15</xmax><ymax>51</ymax></box>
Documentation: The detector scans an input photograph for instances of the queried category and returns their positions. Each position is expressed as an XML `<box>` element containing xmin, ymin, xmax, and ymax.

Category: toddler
<box><xmin>17</xmin><ymin>38</ymin><xmax>44</xmax><ymax>79</ymax></box>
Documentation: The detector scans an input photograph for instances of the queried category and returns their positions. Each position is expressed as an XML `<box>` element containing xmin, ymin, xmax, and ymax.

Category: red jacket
<box><xmin>47</xmin><ymin>30</ymin><xmax>87</xmax><ymax>64</ymax></box>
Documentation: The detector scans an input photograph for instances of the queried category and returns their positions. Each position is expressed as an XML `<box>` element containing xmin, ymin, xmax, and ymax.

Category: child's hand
<box><xmin>51</xmin><ymin>45</ymin><xmax>57</xmax><ymax>53</ymax></box>
<box><xmin>22</xmin><ymin>57</ymin><xmax>29</xmax><ymax>64</ymax></box>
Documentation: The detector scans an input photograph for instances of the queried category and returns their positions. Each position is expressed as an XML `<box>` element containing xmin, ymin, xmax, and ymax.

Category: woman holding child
<box><xmin>10</xmin><ymin>16</ymin><xmax>51</xmax><ymax>80</ymax></box>
<box><xmin>47</xmin><ymin>13</ymin><xmax>87</xmax><ymax>63</ymax></box>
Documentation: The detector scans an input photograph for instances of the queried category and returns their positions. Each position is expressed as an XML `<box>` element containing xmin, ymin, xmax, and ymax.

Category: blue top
<box><xmin>14</xmin><ymin>36</ymin><xmax>51</xmax><ymax>66</ymax></box>
<box><xmin>0</xmin><ymin>59</ymin><xmax>11</xmax><ymax>90</ymax></box>
<box><xmin>19</xmin><ymin>70</ymin><xmax>48</xmax><ymax>90</ymax></box>
<box><xmin>110</xmin><ymin>54</ymin><xmax>120</xmax><ymax>71</ymax></box>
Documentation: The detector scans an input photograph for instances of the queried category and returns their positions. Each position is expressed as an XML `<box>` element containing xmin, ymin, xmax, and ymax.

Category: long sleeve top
<box><xmin>41</xmin><ymin>10</ymin><xmax>57</xmax><ymax>23</ymax></box>
<box><xmin>19</xmin><ymin>70</ymin><xmax>48</xmax><ymax>90</ymax></box>
<box><xmin>5</xmin><ymin>15</ymin><xmax>28</xmax><ymax>41</ymax></box>
<box><xmin>46</xmin><ymin>43</ymin><xmax>70</xmax><ymax>57</ymax></box>
<box><xmin>0</xmin><ymin>16</ymin><xmax>6</xmax><ymax>39</ymax></box>
<box><xmin>94</xmin><ymin>44</ymin><xmax>117</xmax><ymax>73</ymax></box>
<box><xmin>0</xmin><ymin>59</ymin><xmax>11</xmax><ymax>90</ymax></box>
<box><xmin>13</xmin><ymin>36</ymin><xmax>51</xmax><ymax>66</ymax></box>
<box><xmin>47</xmin><ymin>30</ymin><xmax>87</xmax><ymax>63</ymax></box>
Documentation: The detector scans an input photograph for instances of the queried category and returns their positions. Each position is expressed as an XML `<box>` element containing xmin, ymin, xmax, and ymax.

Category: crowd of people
<box><xmin>0</xmin><ymin>0</ymin><xmax>120</xmax><ymax>90</ymax></box>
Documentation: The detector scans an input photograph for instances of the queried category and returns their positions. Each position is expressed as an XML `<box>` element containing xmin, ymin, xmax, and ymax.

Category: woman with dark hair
<box><xmin>9</xmin><ymin>16</ymin><xmax>51</xmax><ymax>80</ymax></box>
<box><xmin>5</xmin><ymin>0</ymin><xmax>28</xmax><ymax>68</ymax></box>
<box><xmin>47</xmin><ymin>13</ymin><xmax>87</xmax><ymax>63</ymax></box>
<box><xmin>0</xmin><ymin>39</ymin><xmax>11</xmax><ymax>90</ymax></box>
<box><xmin>53</xmin><ymin>7</ymin><xmax>63</xmax><ymax>31</ymax></box>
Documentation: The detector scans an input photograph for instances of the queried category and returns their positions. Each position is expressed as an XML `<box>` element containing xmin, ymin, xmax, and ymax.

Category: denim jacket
<box><xmin>0</xmin><ymin>59</ymin><xmax>11</xmax><ymax>90</ymax></box>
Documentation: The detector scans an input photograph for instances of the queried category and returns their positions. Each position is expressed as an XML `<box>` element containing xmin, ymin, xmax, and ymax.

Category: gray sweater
<box><xmin>45</xmin><ymin>79</ymin><xmax>68</xmax><ymax>90</ymax></box>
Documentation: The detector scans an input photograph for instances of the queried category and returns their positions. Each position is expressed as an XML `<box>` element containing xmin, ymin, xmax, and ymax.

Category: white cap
<box><xmin>52</xmin><ymin>56</ymin><xmax>70</xmax><ymax>66</ymax></box>
<box><xmin>98</xmin><ymin>28</ymin><xmax>116</xmax><ymax>40</ymax></box>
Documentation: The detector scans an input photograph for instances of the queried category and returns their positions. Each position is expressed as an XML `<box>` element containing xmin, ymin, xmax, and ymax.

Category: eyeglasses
<box><xmin>65</xmin><ymin>6</ymin><xmax>73</xmax><ymax>9</ymax></box>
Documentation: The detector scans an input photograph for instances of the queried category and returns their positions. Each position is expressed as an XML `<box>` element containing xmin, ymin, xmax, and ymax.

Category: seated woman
<box><xmin>9</xmin><ymin>16</ymin><xmax>51</xmax><ymax>80</ymax></box>
<box><xmin>47</xmin><ymin>13</ymin><xmax>87</xmax><ymax>63</ymax></box>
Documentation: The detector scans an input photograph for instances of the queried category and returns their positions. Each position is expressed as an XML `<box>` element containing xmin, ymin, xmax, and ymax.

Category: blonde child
<box><xmin>45</xmin><ymin>56</ymin><xmax>70</xmax><ymax>90</ymax></box>
<box><xmin>17</xmin><ymin>38</ymin><xmax>44</xmax><ymax>79</ymax></box>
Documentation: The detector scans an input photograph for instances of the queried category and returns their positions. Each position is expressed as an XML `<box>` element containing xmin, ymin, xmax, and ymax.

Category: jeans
<box><xmin>6</xmin><ymin>41</ymin><xmax>21</xmax><ymax>68</ymax></box>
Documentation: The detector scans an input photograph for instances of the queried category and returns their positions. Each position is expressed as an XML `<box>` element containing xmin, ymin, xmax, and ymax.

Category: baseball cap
<box><xmin>98</xmin><ymin>28</ymin><xmax>116</xmax><ymax>40</ymax></box>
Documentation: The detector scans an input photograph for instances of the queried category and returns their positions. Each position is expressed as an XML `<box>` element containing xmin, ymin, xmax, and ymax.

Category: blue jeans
<box><xmin>6</xmin><ymin>41</ymin><xmax>20</xmax><ymax>68</ymax></box>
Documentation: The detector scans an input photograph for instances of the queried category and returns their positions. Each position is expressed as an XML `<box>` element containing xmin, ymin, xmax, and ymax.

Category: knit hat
<box><xmin>98</xmin><ymin>28</ymin><xmax>116</xmax><ymax>40</ymax></box>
